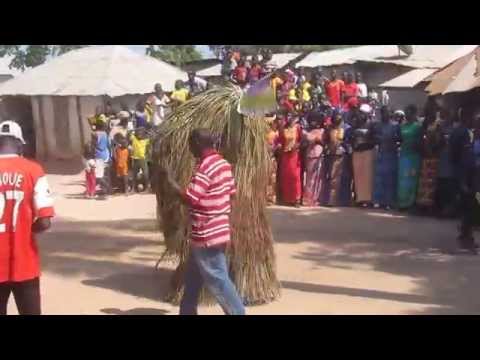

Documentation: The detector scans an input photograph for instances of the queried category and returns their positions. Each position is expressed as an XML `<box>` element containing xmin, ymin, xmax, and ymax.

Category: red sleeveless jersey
<box><xmin>0</xmin><ymin>155</ymin><xmax>55</xmax><ymax>282</ymax></box>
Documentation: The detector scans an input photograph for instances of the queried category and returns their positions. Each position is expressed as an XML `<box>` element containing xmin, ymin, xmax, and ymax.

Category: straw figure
<box><xmin>153</xmin><ymin>84</ymin><xmax>280</xmax><ymax>305</ymax></box>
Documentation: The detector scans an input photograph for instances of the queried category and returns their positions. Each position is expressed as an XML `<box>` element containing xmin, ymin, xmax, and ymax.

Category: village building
<box><xmin>296</xmin><ymin>45</ymin><xmax>477</xmax><ymax>112</ymax></box>
<box><xmin>0</xmin><ymin>46</ymin><xmax>187</xmax><ymax>160</ymax></box>
<box><xmin>423</xmin><ymin>46</ymin><xmax>480</xmax><ymax>121</ymax></box>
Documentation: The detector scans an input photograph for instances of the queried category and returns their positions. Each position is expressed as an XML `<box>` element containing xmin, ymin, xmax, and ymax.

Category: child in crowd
<box><xmin>130</xmin><ymin>127</ymin><xmax>151</xmax><ymax>192</ymax></box>
<box><xmin>134</xmin><ymin>100</ymin><xmax>148</xmax><ymax>129</ymax></box>
<box><xmin>83</xmin><ymin>143</ymin><xmax>96</xmax><ymax>199</ymax></box>
<box><xmin>171</xmin><ymin>80</ymin><xmax>189</xmax><ymax>106</ymax></box>
<box><xmin>115</xmin><ymin>136</ymin><xmax>130</xmax><ymax>195</ymax></box>
<box><xmin>85</xmin><ymin>160</ymin><xmax>97</xmax><ymax>198</ymax></box>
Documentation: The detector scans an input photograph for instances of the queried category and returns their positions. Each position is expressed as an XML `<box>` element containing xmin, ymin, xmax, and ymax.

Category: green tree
<box><xmin>146</xmin><ymin>45</ymin><xmax>202</xmax><ymax>67</ymax></box>
<box><xmin>0</xmin><ymin>45</ymin><xmax>88</xmax><ymax>71</ymax></box>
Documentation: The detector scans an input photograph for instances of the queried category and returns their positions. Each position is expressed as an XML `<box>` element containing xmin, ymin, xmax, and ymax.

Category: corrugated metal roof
<box><xmin>266</xmin><ymin>53</ymin><xmax>302</xmax><ymax>68</ymax></box>
<box><xmin>439</xmin><ymin>47</ymin><xmax>480</xmax><ymax>94</ymax></box>
<box><xmin>425</xmin><ymin>50</ymin><xmax>476</xmax><ymax>95</ymax></box>
<box><xmin>297</xmin><ymin>46</ymin><xmax>395</xmax><ymax>67</ymax></box>
<box><xmin>371</xmin><ymin>45</ymin><xmax>477</xmax><ymax>68</ymax></box>
<box><xmin>0</xmin><ymin>46</ymin><xmax>188</xmax><ymax>97</ymax></box>
<box><xmin>197</xmin><ymin>53</ymin><xmax>303</xmax><ymax>78</ymax></box>
<box><xmin>296</xmin><ymin>45</ymin><xmax>478</xmax><ymax>69</ymax></box>
<box><xmin>379</xmin><ymin>68</ymin><xmax>436</xmax><ymax>88</ymax></box>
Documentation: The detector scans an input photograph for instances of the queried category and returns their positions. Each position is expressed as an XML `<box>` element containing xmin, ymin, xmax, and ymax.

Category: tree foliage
<box><xmin>0</xmin><ymin>45</ymin><xmax>88</xmax><ymax>71</ymax></box>
<box><xmin>0</xmin><ymin>45</ymin><xmax>204</xmax><ymax>71</ymax></box>
<box><xmin>146</xmin><ymin>45</ymin><xmax>202</xmax><ymax>67</ymax></box>
<box><xmin>209</xmin><ymin>45</ymin><xmax>358</xmax><ymax>58</ymax></box>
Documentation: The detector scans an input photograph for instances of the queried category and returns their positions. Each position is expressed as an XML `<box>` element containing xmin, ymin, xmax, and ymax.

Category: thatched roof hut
<box><xmin>0</xmin><ymin>46</ymin><xmax>187</xmax><ymax>159</ymax></box>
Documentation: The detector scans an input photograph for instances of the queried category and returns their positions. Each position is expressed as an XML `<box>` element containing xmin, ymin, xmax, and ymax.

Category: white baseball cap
<box><xmin>0</xmin><ymin>121</ymin><xmax>26</xmax><ymax>144</ymax></box>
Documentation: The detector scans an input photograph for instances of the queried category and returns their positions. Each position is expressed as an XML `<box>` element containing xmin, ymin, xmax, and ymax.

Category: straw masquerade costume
<box><xmin>153</xmin><ymin>79</ymin><xmax>280</xmax><ymax>305</ymax></box>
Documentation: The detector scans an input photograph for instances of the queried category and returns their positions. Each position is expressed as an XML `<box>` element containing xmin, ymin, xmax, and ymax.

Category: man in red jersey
<box><xmin>342</xmin><ymin>72</ymin><xmax>359</xmax><ymax>110</ymax></box>
<box><xmin>160</xmin><ymin>128</ymin><xmax>245</xmax><ymax>315</ymax></box>
<box><xmin>0</xmin><ymin>121</ymin><xmax>54</xmax><ymax>315</ymax></box>
<box><xmin>325</xmin><ymin>69</ymin><xmax>344</xmax><ymax>109</ymax></box>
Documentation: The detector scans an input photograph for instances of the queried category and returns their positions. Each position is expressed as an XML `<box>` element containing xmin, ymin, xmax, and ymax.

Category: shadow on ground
<box><xmin>101</xmin><ymin>307</ymin><xmax>169</xmax><ymax>315</ymax></box>
<box><xmin>41</xmin><ymin>158</ymin><xmax>85</xmax><ymax>176</ymax></box>
<box><xmin>268</xmin><ymin>206</ymin><xmax>480</xmax><ymax>314</ymax></box>
<box><xmin>40</xmin><ymin>205</ymin><xmax>480</xmax><ymax>314</ymax></box>
<box><xmin>40</xmin><ymin>218</ymin><xmax>172</xmax><ymax>313</ymax></box>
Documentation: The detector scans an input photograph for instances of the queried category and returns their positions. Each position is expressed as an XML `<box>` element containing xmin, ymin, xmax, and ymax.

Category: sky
<box><xmin>127</xmin><ymin>45</ymin><xmax>214</xmax><ymax>58</ymax></box>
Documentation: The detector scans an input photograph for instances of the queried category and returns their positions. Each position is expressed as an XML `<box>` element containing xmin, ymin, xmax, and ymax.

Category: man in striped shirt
<box><xmin>161</xmin><ymin>128</ymin><xmax>245</xmax><ymax>315</ymax></box>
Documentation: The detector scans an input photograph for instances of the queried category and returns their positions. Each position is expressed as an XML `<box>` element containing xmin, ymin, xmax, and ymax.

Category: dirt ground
<box><xmin>8</xmin><ymin>160</ymin><xmax>480</xmax><ymax>315</ymax></box>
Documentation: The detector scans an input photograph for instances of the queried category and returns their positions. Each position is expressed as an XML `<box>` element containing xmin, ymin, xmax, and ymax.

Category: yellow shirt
<box><xmin>171</xmin><ymin>88</ymin><xmax>189</xmax><ymax>103</ymax></box>
<box><xmin>288</xmin><ymin>89</ymin><xmax>298</xmax><ymax>101</ymax></box>
<box><xmin>130</xmin><ymin>135</ymin><xmax>150</xmax><ymax>159</ymax></box>
<box><xmin>302</xmin><ymin>82</ymin><xmax>312</xmax><ymax>102</ymax></box>
<box><xmin>302</xmin><ymin>82</ymin><xmax>312</xmax><ymax>91</ymax></box>
<box><xmin>289</xmin><ymin>85</ymin><xmax>311</xmax><ymax>102</ymax></box>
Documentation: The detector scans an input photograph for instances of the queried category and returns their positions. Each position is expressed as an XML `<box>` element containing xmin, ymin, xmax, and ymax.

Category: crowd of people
<box><xmin>221</xmin><ymin>47</ymin><xmax>276</xmax><ymax>86</ymax></box>
<box><xmin>83</xmin><ymin>53</ymin><xmax>480</xmax><ymax>255</ymax></box>
<box><xmin>5</xmin><ymin>49</ymin><xmax>480</xmax><ymax>316</ymax></box>
<box><xmin>265</xmin><ymin>66</ymin><xmax>480</xmax><ymax>253</ymax></box>
<box><xmin>83</xmin><ymin>47</ymin><xmax>307</xmax><ymax>200</ymax></box>
<box><xmin>84</xmin><ymin>74</ymin><xmax>207</xmax><ymax>198</ymax></box>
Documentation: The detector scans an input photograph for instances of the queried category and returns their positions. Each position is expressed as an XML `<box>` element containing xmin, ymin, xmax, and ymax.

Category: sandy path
<box><xmin>8</xmin><ymin>161</ymin><xmax>480</xmax><ymax>315</ymax></box>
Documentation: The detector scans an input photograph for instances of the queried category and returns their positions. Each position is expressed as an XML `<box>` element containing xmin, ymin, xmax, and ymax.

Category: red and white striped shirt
<box><xmin>185</xmin><ymin>150</ymin><xmax>236</xmax><ymax>248</ymax></box>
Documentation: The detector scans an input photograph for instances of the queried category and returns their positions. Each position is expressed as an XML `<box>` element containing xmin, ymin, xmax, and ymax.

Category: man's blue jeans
<box><xmin>179</xmin><ymin>245</ymin><xmax>245</xmax><ymax>315</ymax></box>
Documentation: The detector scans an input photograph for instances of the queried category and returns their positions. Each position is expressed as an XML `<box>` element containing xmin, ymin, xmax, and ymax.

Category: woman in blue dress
<box><xmin>373</xmin><ymin>107</ymin><xmax>401</xmax><ymax>210</ymax></box>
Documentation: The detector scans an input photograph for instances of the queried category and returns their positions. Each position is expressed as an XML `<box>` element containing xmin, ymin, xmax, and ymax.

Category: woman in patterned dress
<box><xmin>416</xmin><ymin>117</ymin><xmax>443</xmax><ymax>212</ymax></box>
<box><xmin>321</xmin><ymin>112</ymin><xmax>353</xmax><ymax>207</ymax></box>
<box><xmin>302</xmin><ymin>112</ymin><xmax>326</xmax><ymax>207</ymax></box>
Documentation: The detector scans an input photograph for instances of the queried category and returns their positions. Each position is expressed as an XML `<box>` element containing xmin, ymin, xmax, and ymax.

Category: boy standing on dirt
<box><xmin>85</xmin><ymin>159</ymin><xmax>96</xmax><ymax>198</ymax></box>
<box><xmin>83</xmin><ymin>142</ymin><xmax>96</xmax><ymax>198</ymax></box>
<box><xmin>115</xmin><ymin>137</ymin><xmax>130</xmax><ymax>195</ymax></box>
<box><xmin>130</xmin><ymin>127</ymin><xmax>151</xmax><ymax>192</ymax></box>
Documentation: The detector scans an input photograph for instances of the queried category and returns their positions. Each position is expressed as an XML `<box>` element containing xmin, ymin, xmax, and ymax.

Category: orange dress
<box><xmin>116</xmin><ymin>147</ymin><xmax>129</xmax><ymax>176</ymax></box>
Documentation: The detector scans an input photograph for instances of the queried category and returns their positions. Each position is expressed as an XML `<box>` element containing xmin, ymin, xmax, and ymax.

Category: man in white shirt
<box><xmin>149</xmin><ymin>83</ymin><xmax>170</xmax><ymax>126</ymax></box>
<box><xmin>381</xmin><ymin>90</ymin><xmax>390</xmax><ymax>106</ymax></box>
<box><xmin>356</xmin><ymin>72</ymin><xmax>368</xmax><ymax>100</ymax></box>
<box><xmin>186</xmin><ymin>72</ymin><xmax>207</xmax><ymax>97</ymax></box>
